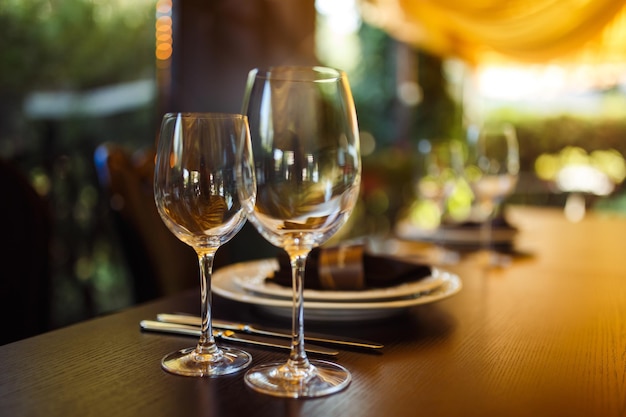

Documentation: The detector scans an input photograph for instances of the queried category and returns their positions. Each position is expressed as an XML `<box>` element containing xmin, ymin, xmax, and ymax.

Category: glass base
<box><xmin>161</xmin><ymin>346</ymin><xmax>252</xmax><ymax>377</ymax></box>
<box><xmin>244</xmin><ymin>360</ymin><xmax>351</xmax><ymax>398</ymax></box>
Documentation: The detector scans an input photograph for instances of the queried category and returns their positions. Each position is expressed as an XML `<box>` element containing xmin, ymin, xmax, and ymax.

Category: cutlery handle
<box><xmin>139</xmin><ymin>320</ymin><xmax>338</xmax><ymax>356</ymax></box>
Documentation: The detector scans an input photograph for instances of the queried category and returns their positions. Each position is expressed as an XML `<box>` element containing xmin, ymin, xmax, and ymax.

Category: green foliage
<box><xmin>412</xmin><ymin>52</ymin><xmax>458</xmax><ymax>139</ymax></box>
<box><xmin>0</xmin><ymin>0</ymin><xmax>155</xmax><ymax>93</ymax></box>
<box><xmin>0</xmin><ymin>0</ymin><xmax>49</xmax><ymax>93</ymax></box>
<box><xmin>0</xmin><ymin>0</ymin><xmax>157</xmax><ymax>329</ymax></box>
<box><xmin>512</xmin><ymin>116</ymin><xmax>626</xmax><ymax>171</ymax></box>
<box><xmin>350</xmin><ymin>23</ymin><xmax>397</xmax><ymax>146</ymax></box>
<box><xmin>349</xmin><ymin>23</ymin><xmax>459</xmax><ymax>148</ymax></box>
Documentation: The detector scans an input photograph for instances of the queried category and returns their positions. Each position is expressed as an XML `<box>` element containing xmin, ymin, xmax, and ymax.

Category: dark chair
<box><xmin>94</xmin><ymin>143</ymin><xmax>198</xmax><ymax>302</ymax></box>
<box><xmin>94</xmin><ymin>143</ymin><xmax>279</xmax><ymax>303</ymax></box>
<box><xmin>0</xmin><ymin>158</ymin><xmax>52</xmax><ymax>345</ymax></box>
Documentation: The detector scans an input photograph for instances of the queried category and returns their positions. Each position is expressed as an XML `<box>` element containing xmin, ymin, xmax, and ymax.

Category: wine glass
<box><xmin>153</xmin><ymin>112</ymin><xmax>253</xmax><ymax>376</ymax></box>
<box><xmin>465</xmin><ymin>122</ymin><xmax>519</xmax><ymax>267</ymax></box>
<box><xmin>237</xmin><ymin>66</ymin><xmax>361</xmax><ymax>398</ymax></box>
<box><xmin>413</xmin><ymin>138</ymin><xmax>465</xmax><ymax>265</ymax></box>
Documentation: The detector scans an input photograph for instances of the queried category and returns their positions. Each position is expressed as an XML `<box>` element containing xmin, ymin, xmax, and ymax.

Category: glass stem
<box><xmin>288</xmin><ymin>252</ymin><xmax>311</xmax><ymax>369</ymax></box>
<box><xmin>196</xmin><ymin>248</ymin><xmax>219</xmax><ymax>355</ymax></box>
<box><xmin>481</xmin><ymin>213</ymin><xmax>493</xmax><ymax>255</ymax></box>
<box><xmin>480</xmin><ymin>200</ymin><xmax>495</xmax><ymax>254</ymax></box>
<box><xmin>435</xmin><ymin>200</ymin><xmax>448</xmax><ymax>265</ymax></box>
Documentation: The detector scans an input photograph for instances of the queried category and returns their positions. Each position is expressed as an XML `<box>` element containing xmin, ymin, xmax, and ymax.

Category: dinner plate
<box><xmin>212</xmin><ymin>259</ymin><xmax>462</xmax><ymax>322</ymax></box>
<box><xmin>395</xmin><ymin>218</ymin><xmax>517</xmax><ymax>245</ymax></box>
<box><xmin>233</xmin><ymin>259</ymin><xmax>446</xmax><ymax>302</ymax></box>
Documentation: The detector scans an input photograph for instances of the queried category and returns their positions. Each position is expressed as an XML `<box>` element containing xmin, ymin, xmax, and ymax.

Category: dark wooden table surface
<box><xmin>1</xmin><ymin>205</ymin><xmax>625</xmax><ymax>417</ymax></box>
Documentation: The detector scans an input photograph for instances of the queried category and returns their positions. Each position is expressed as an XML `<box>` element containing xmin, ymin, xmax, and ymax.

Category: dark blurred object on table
<box><xmin>0</xmin><ymin>158</ymin><xmax>52</xmax><ymax>345</ymax></box>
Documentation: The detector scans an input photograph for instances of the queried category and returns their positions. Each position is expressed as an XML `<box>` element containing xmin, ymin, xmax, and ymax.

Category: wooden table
<box><xmin>1</xmin><ymin>205</ymin><xmax>625</xmax><ymax>417</ymax></box>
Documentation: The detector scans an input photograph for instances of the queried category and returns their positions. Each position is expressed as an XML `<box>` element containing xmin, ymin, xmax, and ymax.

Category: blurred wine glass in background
<box><xmin>411</xmin><ymin>138</ymin><xmax>466</xmax><ymax>265</ymax></box>
<box><xmin>465</xmin><ymin>122</ymin><xmax>519</xmax><ymax>267</ymax></box>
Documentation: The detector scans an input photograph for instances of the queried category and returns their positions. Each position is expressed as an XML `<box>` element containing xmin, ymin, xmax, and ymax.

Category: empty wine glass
<box><xmin>413</xmin><ymin>138</ymin><xmax>465</xmax><ymax>265</ymax></box>
<box><xmin>237</xmin><ymin>66</ymin><xmax>361</xmax><ymax>398</ymax></box>
<box><xmin>154</xmin><ymin>113</ymin><xmax>252</xmax><ymax>376</ymax></box>
<box><xmin>465</xmin><ymin>122</ymin><xmax>519</xmax><ymax>267</ymax></box>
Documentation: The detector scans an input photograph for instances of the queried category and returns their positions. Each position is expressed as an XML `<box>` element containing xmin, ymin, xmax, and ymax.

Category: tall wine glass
<box><xmin>465</xmin><ymin>122</ymin><xmax>519</xmax><ymax>267</ymax></box>
<box><xmin>237</xmin><ymin>66</ymin><xmax>361</xmax><ymax>398</ymax></box>
<box><xmin>154</xmin><ymin>113</ymin><xmax>252</xmax><ymax>376</ymax></box>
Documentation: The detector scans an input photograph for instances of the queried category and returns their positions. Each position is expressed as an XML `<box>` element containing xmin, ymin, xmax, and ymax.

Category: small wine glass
<box><xmin>237</xmin><ymin>66</ymin><xmax>361</xmax><ymax>398</ymax></box>
<box><xmin>465</xmin><ymin>122</ymin><xmax>519</xmax><ymax>267</ymax></box>
<box><xmin>153</xmin><ymin>112</ymin><xmax>252</xmax><ymax>376</ymax></box>
<box><xmin>413</xmin><ymin>138</ymin><xmax>465</xmax><ymax>265</ymax></box>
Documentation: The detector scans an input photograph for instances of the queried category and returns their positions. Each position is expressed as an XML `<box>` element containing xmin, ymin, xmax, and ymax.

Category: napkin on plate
<box><xmin>268</xmin><ymin>244</ymin><xmax>432</xmax><ymax>291</ymax></box>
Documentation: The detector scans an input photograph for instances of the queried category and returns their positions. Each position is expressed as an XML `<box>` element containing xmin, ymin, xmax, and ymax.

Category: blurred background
<box><xmin>2</xmin><ymin>0</ymin><xmax>626</xmax><ymax>341</ymax></box>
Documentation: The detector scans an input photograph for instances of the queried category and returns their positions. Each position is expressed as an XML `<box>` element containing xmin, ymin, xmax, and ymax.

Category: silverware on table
<box><xmin>156</xmin><ymin>313</ymin><xmax>384</xmax><ymax>351</ymax></box>
<box><xmin>139</xmin><ymin>320</ymin><xmax>339</xmax><ymax>356</ymax></box>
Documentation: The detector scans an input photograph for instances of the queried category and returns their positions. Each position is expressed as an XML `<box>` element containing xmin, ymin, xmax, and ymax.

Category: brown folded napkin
<box><xmin>268</xmin><ymin>244</ymin><xmax>432</xmax><ymax>291</ymax></box>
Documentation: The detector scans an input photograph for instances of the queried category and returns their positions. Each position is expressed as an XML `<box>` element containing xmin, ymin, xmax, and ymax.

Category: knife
<box><xmin>139</xmin><ymin>320</ymin><xmax>339</xmax><ymax>356</ymax></box>
<box><xmin>156</xmin><ymin>313</ymin><xmax>384</xmax><ymax>351</ymax></box>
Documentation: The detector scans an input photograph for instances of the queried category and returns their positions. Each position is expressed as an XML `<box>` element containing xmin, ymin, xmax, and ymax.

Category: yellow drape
<box><xmin>359</xmin><ymin>0</ymin><xmax>626</xmax><ymax>64</ymax></box>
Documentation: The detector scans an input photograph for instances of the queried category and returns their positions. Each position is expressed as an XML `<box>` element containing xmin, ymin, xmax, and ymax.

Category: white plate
<box><xmin>213</xmin><ymin>259</ymin><xmax>462</xmax><ymax>322</ymax></box>
<box><xmin>395</xmin><ymin>219</ymin><xmax>517</xmax><ymax>245</ymax></box>
<box><xmin>233</xmin><ymin>259</ymin><xmax>445</xmax><ymax>302</ymax></box>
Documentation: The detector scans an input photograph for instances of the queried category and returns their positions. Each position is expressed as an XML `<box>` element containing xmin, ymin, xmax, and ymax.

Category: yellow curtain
<box><xmin>358</xmin><ymin>0</ymin><xmax>626</xmax><ymax>64</ymax></box>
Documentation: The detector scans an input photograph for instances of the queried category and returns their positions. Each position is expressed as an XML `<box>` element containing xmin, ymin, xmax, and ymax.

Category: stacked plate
<box><xmin>212</xmin><ymin>259</ymin><xmax>462</xmax><ymax>322</ymax></box>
